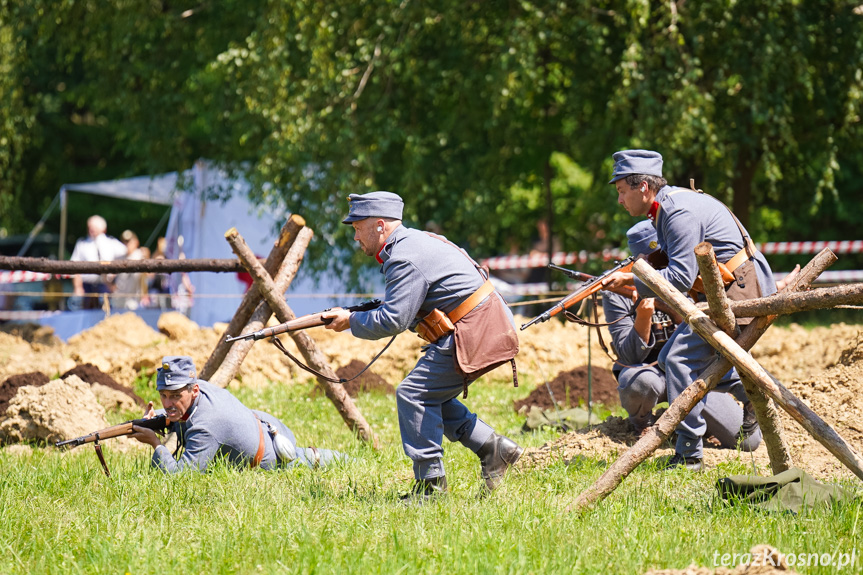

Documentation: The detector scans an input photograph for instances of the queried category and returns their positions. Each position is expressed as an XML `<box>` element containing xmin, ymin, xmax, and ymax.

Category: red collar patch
<box><xmin>647</xmin><ymin>201</ymin><xmax>660</xmax><ymax>222</ymax></box>
<box><xmin>375</xmin><ymin>243</ymin><xmax>386</xmax><ymax>264</ymax></box>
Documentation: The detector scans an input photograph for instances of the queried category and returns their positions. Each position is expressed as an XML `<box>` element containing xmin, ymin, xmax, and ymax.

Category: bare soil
<box><xmin>512</xmin><ymin>365</ymin><xmax>618</xmax><ymax>413</ymax></box>
<box><xmin>60</xmin><ymin>363</ymin><xmax>144</xmax><ymax>406</ymax></box>
<box><xmin>0</xmin><ymin>372</ymin><xmax>50</xmax><ymax>416</ymax></box>
<box><xmin>0</xmin><ymin>311</ymin><xmax>861</xmax><ymax>481</ymax></box>
<box><xmin>335</xmin><ymin>359</ymin><xmax>396</xmax><ymax>397</ymax></box>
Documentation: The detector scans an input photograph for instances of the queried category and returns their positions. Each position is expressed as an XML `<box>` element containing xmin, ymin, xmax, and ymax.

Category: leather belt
<box><xmin>448</xmin><ymin>279</ymin><xmax>495</xmax><ymax>324</ymax></box>
<box><xmin>724</xmin><ymin>238</ymin><xmax>757</xmax><ymax>273</ymax></box>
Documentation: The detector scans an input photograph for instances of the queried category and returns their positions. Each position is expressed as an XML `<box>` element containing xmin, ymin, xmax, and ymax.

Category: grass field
<box><xmin>1</xmin><ymin>374</ymin><xmax>860</xmax><ymax>575</ymax></box>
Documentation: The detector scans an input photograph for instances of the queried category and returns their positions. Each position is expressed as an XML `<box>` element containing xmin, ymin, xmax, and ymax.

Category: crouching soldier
<box><xmin>130</xmin><ymin>356</ymin><xmax>346</xmax><ymax>473</ymax></box>
<box><xmin>603</xmin><ymin>221</ymin><xmax>762</xmax><ymax>452</ymax></box>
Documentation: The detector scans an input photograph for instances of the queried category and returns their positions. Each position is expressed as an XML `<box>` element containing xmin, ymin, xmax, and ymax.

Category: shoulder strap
<box><xmin>659</xmin><ymin>181</ymin><xmax>754</xmax><ymax>260</ymax></box>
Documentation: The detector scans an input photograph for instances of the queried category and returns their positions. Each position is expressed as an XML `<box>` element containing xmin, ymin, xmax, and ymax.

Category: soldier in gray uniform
<box><xmin>603</xmin><ymin>221</ymin><xmax>762</xmax><ymax>453</ymax></box>
<box><xmin>602</xmin><ymin>150</ymin><xmax>773</xmax><ymax>471</ymax></box>
<box><xmin>130</xmin><ymin>356</ymin><xmax>346</xmax><ymax>473</ymax></box>
<box><xmin>322</xmin><ymin>191</ymin><xmax>522</xmax><ymax>500</ymax></box>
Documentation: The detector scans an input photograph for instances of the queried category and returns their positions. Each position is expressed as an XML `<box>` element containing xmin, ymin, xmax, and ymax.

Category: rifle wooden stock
<box><xmin>225</xmin><ymin>298</ymin><xmax>382</xmax><ymax>343</ymax></box>
<box><xmin>55</xmin><ymin>415</ymin><xmax>169</xmax><ymax>448</ymax></box>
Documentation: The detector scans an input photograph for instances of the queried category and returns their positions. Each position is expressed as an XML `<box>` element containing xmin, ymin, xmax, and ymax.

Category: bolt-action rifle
<box><xmin>520</xmin><ymin>257</ymin><xmax>636</xmax><ymax>330</ymax></box>
<box><xmin>55</xmin><ymin>414</ymin><xmax>170</xmax><ymax>477</ymax></box>
<box><xmin>225</xmin><ymin>299</ymin><xmax>383</xmax><ymax>343</ymax></box>
<box><xmin>547</xmin><ymin>264</ymin><xmax>638</xmax><ymax>300</ymax></box>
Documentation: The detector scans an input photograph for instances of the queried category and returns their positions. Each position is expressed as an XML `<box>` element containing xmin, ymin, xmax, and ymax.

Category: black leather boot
<box><xmin>476</xmin><ymin>433</ymin><xmax>523</xmax><ymax>492</ymax></box>
<box><xmin>400</xmin><ymin>475</ymin><xmax>448</xmax><ymax>503</ymax></box>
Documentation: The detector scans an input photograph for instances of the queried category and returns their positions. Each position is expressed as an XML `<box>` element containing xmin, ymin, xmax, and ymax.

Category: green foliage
<box><xmin>1</xmin><ymin>0</ymin><xmax>861</xmax><ymax>270</ymax></box>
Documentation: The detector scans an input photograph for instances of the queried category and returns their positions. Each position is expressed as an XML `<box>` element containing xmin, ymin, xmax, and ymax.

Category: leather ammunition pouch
<box><xmin>689</xmin><ymin>239</ymin><xmax>758</xmax><ymax>299</ymax></box>
<box><xmin>415</xmin><ymin>279</ymin><xmax>495</xmax><ymax>344</ymax></box>
<box><xmin>416</xmin><ymin>308</ymin><xmax>456</xmax><ymax>344</ymax></box>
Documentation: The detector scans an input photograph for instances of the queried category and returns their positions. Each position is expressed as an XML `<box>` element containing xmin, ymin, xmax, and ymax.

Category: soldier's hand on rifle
<box><xmin>129</xmin><ymin>424</ymin><xmax>161</xmax><ymax>448</ymax></box>
<box><xmin>602</xmin><ymin>271</ymin><xmax>636</xmax><ymax>300</ymax></box>
<box><xmin>321</xmin><ymin>308</ymin><xmax>352</xmax><ymax>332</ymax></box>
<box><xmin>635</xmin><ymin>297</ymin><xmax>656</xmax><ymax>318</ymax></box>
<box><xmin>142</xmin><ymin>401</ymin><xmax>156</xmax><ymax>419</ymax></box>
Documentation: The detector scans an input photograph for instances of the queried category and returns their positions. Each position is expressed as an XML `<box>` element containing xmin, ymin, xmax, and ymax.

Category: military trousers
<box><xmin>396</xmin><ymin>333</ymin><xmax>494</xmax><ymax>480</ymax></box>
<box><xmin>617</xmin><ymin>363</ymin><xmax>759</xmax><ymax>450</ymax></box>
<box><xmin>658</xmin><ymin>323</ymin><xmax>755</xmax><ymax>459</ymax></box>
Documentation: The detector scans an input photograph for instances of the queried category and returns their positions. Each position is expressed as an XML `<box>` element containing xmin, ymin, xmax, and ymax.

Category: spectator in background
<box><xmin>148</xmin><ymin>237</ymin><xmax>171</xmax><ymax>309</ymax></box>
<box><xmin>70</xmin><ymin>215</ymin><xmax>127</xmax><ymax>310</ymax></box>
<box><xmin>113</xmin><ymin>230</ymin><xmax>150</xmax><ymax>310</ymax></box>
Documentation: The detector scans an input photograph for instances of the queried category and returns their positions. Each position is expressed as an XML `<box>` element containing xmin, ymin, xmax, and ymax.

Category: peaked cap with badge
<box><xmin>156</xmin><ymin>355</ymin><xmax>203</xmax><ymax>391</ymax></box>
<box><xmin>626</xmin><ymin>220</ymin><xmax>659</xmax><ymax>257</ymax></box>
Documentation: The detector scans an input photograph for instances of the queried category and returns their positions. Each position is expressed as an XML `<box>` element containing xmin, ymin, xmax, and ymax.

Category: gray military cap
<box><xmin>156</xmin><ymin>355</ymin><xmax>202</xmax><ymax>391</ymax></box>
<box><xmin>626</xmin><ymin>220</ymin><xmax>659</xmax><ymax>257</ymax></box>
<box><xmin>608</xmin><ymin>149</ymin><xmax>663</xmax><ymax>184</ymax></box>
<box><xmin>341</xmin><ymin>191</ymin><xmax>404</xmax><ymax>224</ymax></box>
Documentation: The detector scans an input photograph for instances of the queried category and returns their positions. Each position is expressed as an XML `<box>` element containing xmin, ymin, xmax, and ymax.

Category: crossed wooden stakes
<box><xmin>200</xmin><ymin>214</ymin><xmax>379</xmax><ymax>449</ymax></box>
<box><xmin>569</xmin><ymin>246</ymin><xmax>863</xmax><ymax>512</ymax></box>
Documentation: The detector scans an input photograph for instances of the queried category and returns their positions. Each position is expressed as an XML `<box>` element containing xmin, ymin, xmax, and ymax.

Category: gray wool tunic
<box><xmin>633</xmin><ymin>185</ymin><xmax>776</xmax><ymax>300</ymax></box>
<box><xmin>151</xmin><ymin>381</ymin><xmax>297</xmax><ymax>473</ymax></box>
<box><xmin>349</xmin><ymin>225</ymin><xmax>488</xmax><ymax>339</ymax></box>
<box><xmin>635</xmin><ymin>185</ymin><xmax>775</xmax><ymax>459</ymax></box>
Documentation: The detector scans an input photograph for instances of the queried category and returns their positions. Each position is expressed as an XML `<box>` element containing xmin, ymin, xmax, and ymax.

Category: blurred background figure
<box><xmin>147</xmin><ymin>237</ymin><xmax>172</xmax><ymax>310</ymax></box>
<box><xmin>69</xmin><ymin>215</ymin><xmax>127</xmax><ymax>310</ymax></box>
<box><xmin>113</xmin><ymin>230</ymin><xmax>150</xmax><ymax>310</ymax></box>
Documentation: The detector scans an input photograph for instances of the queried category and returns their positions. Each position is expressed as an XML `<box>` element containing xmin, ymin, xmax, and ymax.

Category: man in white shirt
<box><xmin>70</xmin><ymin>215</ymin><xmax>127</xmax><ymax>309</ymax></box>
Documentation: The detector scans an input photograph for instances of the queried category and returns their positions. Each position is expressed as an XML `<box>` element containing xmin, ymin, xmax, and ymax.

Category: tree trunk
<box><xmin>223</xmin><ymin>229</ymin><xmax>380</xmax><ymax>448</ymax></box>
<box><xmin>731</xmin><ymin>150</ymin><xmax>760</xmax><ymax>229</ymax></box>
<box><xmin>200</xmin><ymin>215</ymin><xmax>305</xmax><ymax>380</ymax></box>
<box><xmin>696</xmin><ymin>283</ymin><xmax>863</xmax><ymax>318</ymax></box>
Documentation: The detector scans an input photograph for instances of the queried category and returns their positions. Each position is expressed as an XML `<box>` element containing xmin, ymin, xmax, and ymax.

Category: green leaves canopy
<box><xmin>2</xmin><ymin>0</ymin><xmax>861</xmax><ymax>275</ymax></box>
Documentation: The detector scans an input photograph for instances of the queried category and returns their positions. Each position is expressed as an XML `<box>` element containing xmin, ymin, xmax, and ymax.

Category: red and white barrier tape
<box><xmin>0</xmin><ymin>270</ymin><xmax>54</xmax><ymax>284</ymax></box>
<box><xmin>1</xmin><ymin>239</ymin><xmax>861</xmax><ymax>284</ymax></box>
<box><xmin>481</xmin><ymin>240</ymin><xmax>863</xmax><ymax>271</ymax></box>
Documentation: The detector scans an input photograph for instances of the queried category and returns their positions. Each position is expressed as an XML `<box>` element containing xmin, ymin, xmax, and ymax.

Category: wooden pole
<box><xmin>209</xmin><ymin>227</ymin><xmax>313</xmax><ymax>386</ymax></box>
<box><xmin>0</xmin><ymin>254</ymin><xmax>261</xmax><ymax>274</ymax></box>
<box><xmin>224</xmin><ymin>228</ymin><xmax>380</xmax><ymax>448</ymax></box>
<box><xmin>696</xmin><ymin>283</ymin><xmax>863</xmax><ymax>318</ymax></box>
<box><xmin>200</xmin><ymin>215</ymin><xmax>305</xmax><ymax>380</ymax></box>
<box><xmin>694</xmin><ymin>242</ymin><xmax>793</xmax><ymax>474</ymax></box>
<box><xmin>569</xmin><ymin>248</ymin><xmax>837</xmax><ymax>512</ymax></box>
<box><xmin>633</xmin><ymin>258</ymin><xmax>863</xmax><ymax>481</ymax></box>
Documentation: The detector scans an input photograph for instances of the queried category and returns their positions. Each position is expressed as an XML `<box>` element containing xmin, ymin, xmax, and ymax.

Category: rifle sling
<box><xmin>271</xmin><ymin>334</ymin><xmax>397</xmax><ymax>384</ymax></box>
<box><xmin>93</xmin><ymin>437</ymin><xmax>111</xmax><ymax>478</ymax></box>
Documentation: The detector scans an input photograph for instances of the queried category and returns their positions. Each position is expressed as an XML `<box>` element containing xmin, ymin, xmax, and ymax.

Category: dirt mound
<box><xmin>0</xmin><ymin>372</ymin><xmax>51</xmax><ymax>416</ymax></box>
<box><xmin>513</xmin><ymin>365</ymin><xmax>618</xmax><ymax>413</ymax></box>
<box><xmin>158</xmin><ymin>311</ymin><xmax>201</xmax><ymax>341</ymax></box>
<box><xmin>0</xmin><ymin>322</ymin><xmax>61</xmax><ymax>346</ymax></box>
<box><xmin>335</xmin><ymin>360</ymin><xmax>395</xmax><ymax>397</ymax></box>
<box><xmin>60</xmin><ymin>363</ymin><xmax>144</xmax><ymax>407</ymax></box>
<box><xmin>0</xmin><ymin>375</ymin><xmax>108</xmax><ymax>445</ymax></box>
